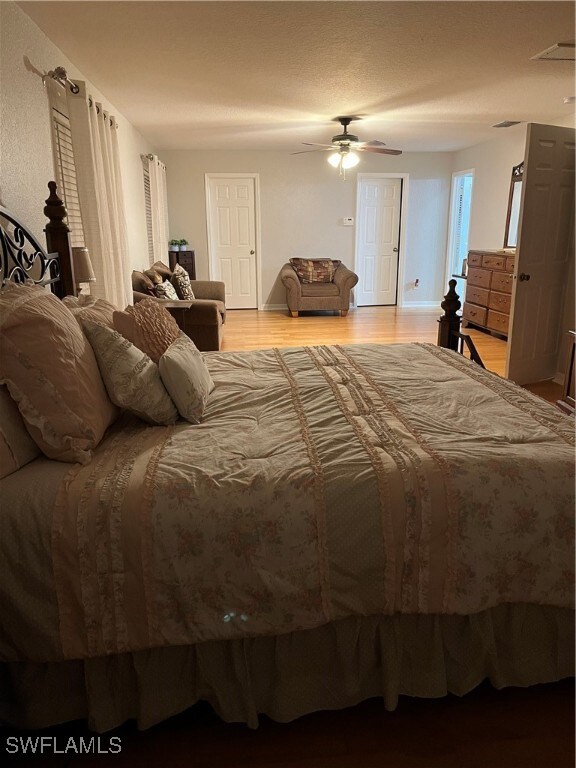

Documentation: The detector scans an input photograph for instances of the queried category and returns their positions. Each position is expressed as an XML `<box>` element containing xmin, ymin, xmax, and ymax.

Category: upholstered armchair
<box><xmin>132</xmin><ymin>262</ymin><xmax>226</xmax><ymax>351</ymax></box>
<box><xmin>280</xmin><ymin>259</ymin><xmax>358</xmax><ymax>317</ymax></box>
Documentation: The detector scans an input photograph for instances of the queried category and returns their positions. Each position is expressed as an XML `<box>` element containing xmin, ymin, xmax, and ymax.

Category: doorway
<box><xmin>355</xmin><ymin>174</ymin><xmax>407</xmax><ymax>306</ymax></box>
<box><xmin>205</xmin><ymin>174</ymin><xmax>261</xmax><ymax>309</ymax></box>
<box><xmin>445</xmin><ymin>170</ymin><xmax>474</xmax><ymax>284</ymax></box>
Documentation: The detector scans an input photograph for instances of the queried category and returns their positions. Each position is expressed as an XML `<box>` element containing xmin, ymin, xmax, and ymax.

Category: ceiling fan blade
<box><xmin>359</xmin><ymin>146</ymin><xmax>402</xmax><ymax>156</ymax></box>
<box><xmin>291</xmin><ymin>148</ymin><xmax>334</xmax><ymax>155</ymax></box>
<box><xmin>302</xmin><ymin>142</ymin><xmax>337</xmax><ymax>148</ymax></box>
<box><xmin>358</xmin><ymin>140</ymin><xmax>388</xmax><ymax>147</ymax></box>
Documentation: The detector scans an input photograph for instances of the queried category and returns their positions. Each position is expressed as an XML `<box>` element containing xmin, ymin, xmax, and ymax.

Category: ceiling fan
<box><xmin>293</xmin><ymin>116</ymin><xmax>402</xmax><ymax>175</ymax></box>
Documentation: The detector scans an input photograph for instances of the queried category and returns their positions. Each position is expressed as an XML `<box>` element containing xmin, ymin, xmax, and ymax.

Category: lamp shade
<box><xmin>327</xmin><ymin>152</ymin><xmax>341</xmax><ymax>168</ymax></box>
<box><xmin>341</xmin><ymin>151</ymin><xmax>359</xmax><ymax>169</ymax></box>
<box><xmin>72</xmin><ymin>246</ymin><xmax>96</xmax><ymax>285</ymax></box>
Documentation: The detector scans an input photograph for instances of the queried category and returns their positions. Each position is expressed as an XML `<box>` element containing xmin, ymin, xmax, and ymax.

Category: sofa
<box><xmin>132</xmin><ymin>261</ymin><xmax>226</xmax><ymax>351</ymax></box>
<box><xmin>280</xmin><ymin>259</ymin><xmax>358</xmax><ymax>317</ymax></box>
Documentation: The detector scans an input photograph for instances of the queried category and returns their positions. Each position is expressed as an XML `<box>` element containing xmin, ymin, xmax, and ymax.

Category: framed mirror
<box><xmin>503</xmin><ymin>162</ymin><xmax>523</xmax><ymax>248</ymax></box>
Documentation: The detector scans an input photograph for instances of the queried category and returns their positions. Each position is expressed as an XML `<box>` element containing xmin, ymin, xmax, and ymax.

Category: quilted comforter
<box><xmin>0</xmin><ymin>343</ymin><xmax>573</xmax><ymax>663</ymax></box>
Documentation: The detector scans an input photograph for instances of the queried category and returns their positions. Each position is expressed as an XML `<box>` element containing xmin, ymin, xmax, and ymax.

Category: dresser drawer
<box><xmin>467</xmin><ymin>267</ymin><xmax>492</xmax><ymax>289</ymax></box>
<box><xmin>487</xmin><ymin>309</ymin><xmax>510</xmax><ymax>335</ymax></box>
<box><xmin>467</xmin><ymin>252</ymin><xmax>484</xmax><ymax>267</ymax></box>
<box><xmin>488</xmin><ymin>290</ymin><xmax>511</xmax><ymax>314</ymax></box>
<box><xmin>505</xmin><ymin>256</ymin><xmax>516</xmax><ymax>273</ymax></box>
<box><xmin>491</xmin><ymin>271</ymin><xmax>513</xmax><ymax>293</ymax></box>
<box><xmin>465</xmin><ymin>285</ymin><xmax>489</xmax><ymax>307</ymax></box>
<box><xmin>482</xmin><ymin>254</ymin><xmax>506</xmax><ymax>270</ymax></box>
<box><xmin>463</xmin><ymin>302</ymin><xmax>487</xmax><ymax>326</ymax></box>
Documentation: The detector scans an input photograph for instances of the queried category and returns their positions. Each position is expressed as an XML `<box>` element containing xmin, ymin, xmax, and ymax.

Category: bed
<box><xmin>0</xmin><ymin>186</ymin><xmax>574</xmax><ymax>733</ymax></box>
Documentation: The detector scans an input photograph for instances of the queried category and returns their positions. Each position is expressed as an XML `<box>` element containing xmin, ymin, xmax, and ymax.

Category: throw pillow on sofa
<box><xmin>170</xmin><ymin>263</ymin><xmax>195</xmax><ymax>300</ymax></box>
<box><xmin>289</xmin><ymin>258</ymin><xmax>339</xmax><ymax>283</ymax></box>
<box><xmin>155</xmin><ymin>280</ymin><xmax>179</xmax><ymax>300</ymax></box>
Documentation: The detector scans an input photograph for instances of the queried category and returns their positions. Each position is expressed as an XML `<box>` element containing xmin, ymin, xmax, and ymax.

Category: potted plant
<box><xmin>169</xmin><ymin>239</ymin><xmax>180</xmax><ymax>252</ymax></box>
<box><xmin>179</xmin><ymin>239</ymin><xmax>189</xmax><ymax>252</ymax></box>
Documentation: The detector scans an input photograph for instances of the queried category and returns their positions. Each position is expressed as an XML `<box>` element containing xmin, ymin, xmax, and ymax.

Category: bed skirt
<box><xmin>1</xmin><ymin>604</ymin><xmax>573</xmax><ymax>733</ymax></box>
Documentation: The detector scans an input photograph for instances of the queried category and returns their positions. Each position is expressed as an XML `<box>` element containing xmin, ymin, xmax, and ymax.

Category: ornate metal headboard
<box><xmin>0</xmin><ymin>182</ymin><xmax>75</xmax><ymax>298</ymax></box>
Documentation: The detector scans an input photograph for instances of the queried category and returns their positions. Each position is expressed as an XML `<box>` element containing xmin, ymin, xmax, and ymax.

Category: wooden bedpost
<box><xmin>44</xmin><ymin>181</ymin><xmax>75</xmax><ymax>298</ymax></box>
<box><xmin>437</xmin><ymin>279</ymin><xmax>461</xmax><ymax>351</ymax></box>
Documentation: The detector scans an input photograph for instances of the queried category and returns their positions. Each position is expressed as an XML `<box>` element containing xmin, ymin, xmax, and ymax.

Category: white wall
<box><xmin>163</xmin><ymin>149</ymin><xmax>453</xmax><ymax>307</ymax></box>
<box><xmin>0</xmin><ymin>2</ymin><xmax>154</xmax><ymax>272</ymax></box>
<box><xmin>452</xmin><ymin>113</ymin><xmax>576</xmax><ymax>251</ymax></box>
<box><xmin>451</xmin><ymin>125</ymin><xmax>528</xmax><ymax>252</ymax></box>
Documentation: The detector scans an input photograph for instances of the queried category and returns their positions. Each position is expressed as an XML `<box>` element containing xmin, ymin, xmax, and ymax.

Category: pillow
<box><xmin>0</xmin><ymin>283</ymin><xmax>117</xmax><ymax>464</ymax></box>
<box><xmin>143</xmin><ymin>269</ymin><xmax>163</xmax><ymax>286</ymax></box>
<box><xmin>131</xmin><ymin>270</ymin><xmax>156</xmax><ymax>296</ymax></box>
<box><xmin>289</xmin><ymin>258</ymin><xmax>337</xmax><ymax>283</ymax></box>
<box><xmin>151</xmin><ymin>261</ymin><xmax>173</xmax><ymax>281</ymax></box>
<box><xmin>0</xmin><ymin>385</ymin><xmax>41</xmax><ymax>478</ymax></box>
<box><xmin>82</xmin><ymin>320</ymin><xmax>178</xmax><ymax>426</ymax></box>
<box><xmin>155</xmin><ymin>281</ymin><xmax>179</xmax><ymax>301</ymax></box>
<box><xmin>170</xmin><ymin>263</ymin><xmax>195</xmax><ymax>300</ymax></box>
<box><xmin>62</xmin><ymin>294</ymin><xmax>117</xmax><ymax>328</ymax></box>
<box><xmin>159</xmin><ymin>333</ymin><xmax>214</xmax><ymax>424</ymax></box>
<box><xmin>113</xmin><ymin>298</ymin><xmax>180</xmax><ymax>364</ymax></box>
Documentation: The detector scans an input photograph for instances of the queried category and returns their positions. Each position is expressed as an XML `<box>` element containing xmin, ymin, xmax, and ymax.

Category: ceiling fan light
<box><xmin>341</xmin><ymin>151</ymin><xmax>359</xmax><ymax>169</ymax></box>
<box><xmin>327</xmin><ymin>152</ymin><xmax>341</xmax><ymax>168</ymax></box>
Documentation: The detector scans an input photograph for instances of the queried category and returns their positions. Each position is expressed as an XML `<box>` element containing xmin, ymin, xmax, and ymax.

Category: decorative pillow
<box><xmin>82</xmin><ymin>320</ymin><xmax>178</xmax><ymax>426</ymax></box>
<box><xmin>143</xmin><ymin>269</ymin><xmax>163</xmax><ymax>286</ymax></box>
<box><xmin>155</xmin><ymin>281</ymin><xmax>179</xmax><ymax>301</ymax></box>
<box><xmin>289</xmin><ymin>258</ymin><xmax>338</xmax><ymax>283</ymax></box>
<box><xmin>0</xmin><ymin>385</ymin><xmax>41</xmax><ymax>478</ymax></box>
<box><xmin>151</xmin><ymin>261</ymin><xmax>173</xmax><ymax>281</ymax></box>
<box><xmin>0</xmin><ymin>283</ymin><xmax>117</xmax><ymax>464</ymax></box>
<box><xmin>170</xmin><ymin>263</ymin><xmax>195</xmax><ymax>300</ymax></box>
<box><xmin>131</xmin><ymin>270</ymin><xmax>156</xmax><ymax>296</ymax></box>
<box><xmin>159</xmin><ymin>333</ymin><xmax>214</xmax><ymax>424</ymax></box>
<box><xmin>62</xmin><ymin>294</ymin><xmax>118</xmax><ymax>328</ymax></box>
<box><xmin>113</xmin><ymin>298</ymin><xmax>180</xmax><ymax>364</ymax></box>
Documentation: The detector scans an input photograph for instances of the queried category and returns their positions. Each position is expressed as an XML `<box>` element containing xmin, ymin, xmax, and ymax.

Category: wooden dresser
<box><xmin>462</xmin><ymin>249</ymin><xmax>515</xmax><ymax>338</ymax></box>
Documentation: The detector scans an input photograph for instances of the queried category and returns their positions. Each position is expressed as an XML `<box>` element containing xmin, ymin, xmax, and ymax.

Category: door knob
<box><xmin>393</xmin><ymin>247</ymin><xmax>399</xmax><ymax>252</ymax></box>
<box><xmin>519</xmin><ymin>273</ymin><xmax>531</xmax><ymax>282</ymax></box>
<box><xmin>250</xmin><ymin>250</ymin><xmax>255</xmax><ymax>255</ymax></box>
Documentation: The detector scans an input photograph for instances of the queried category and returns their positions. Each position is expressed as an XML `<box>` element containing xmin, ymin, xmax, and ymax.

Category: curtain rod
<box><xmin>43</xmin><ymin>66</ymin><xmax>79</xmax><ymax>95</ymax></box>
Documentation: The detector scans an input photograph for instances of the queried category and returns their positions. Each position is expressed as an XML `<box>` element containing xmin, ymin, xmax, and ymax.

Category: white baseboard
<box><xmin>401</xmin><ymin>301</ymin><xmax>441</xmax><ymax>308</ymax></box>
<box><xmin>262</xmin><ymin>303</ymin><xmax>288</xmax><ymax>311</ymax></box>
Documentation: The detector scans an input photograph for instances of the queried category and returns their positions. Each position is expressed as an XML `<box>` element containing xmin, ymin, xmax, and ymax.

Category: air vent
<box><xmin>531</xmin><ymin>42</ymin><xmax>575</xmax><ymax>61</ymax></box>
<box><xmin>492</xmin><ymin>121</ymin><xmax>521</xmax><ymax>128</ymax></box>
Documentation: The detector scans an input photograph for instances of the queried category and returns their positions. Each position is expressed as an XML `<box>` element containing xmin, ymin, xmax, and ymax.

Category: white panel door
<box><xmin>356</xmin><ymin>178</ymin><xmax>402</xmax><ymax>306</ymax></box>
<box><xmin>207</xmin><ymin>176</ymin><xmax>257</xmax><ymax>309</ymax></box>
<box><xmin>506</xmin><ymin>124</ymin><xmax>575</xmax><ymax>384</ymax></box>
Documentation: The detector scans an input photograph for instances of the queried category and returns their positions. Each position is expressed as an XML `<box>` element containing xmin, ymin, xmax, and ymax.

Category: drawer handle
<box><xmin>519</xmin><ymin>273</ymin><xmax>531</xmax><ymax>282</ymax></box>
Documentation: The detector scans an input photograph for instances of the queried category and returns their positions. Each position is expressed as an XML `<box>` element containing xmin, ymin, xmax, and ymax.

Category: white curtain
<box><xmin>142</xmin><ymin>154</ymin><xmax>170</xmax><ymax>265</ymax></box>
<box><xmin>67</xmin><ymin>81</ymin><xmax>132</xmax><ymax>307</ymax></box>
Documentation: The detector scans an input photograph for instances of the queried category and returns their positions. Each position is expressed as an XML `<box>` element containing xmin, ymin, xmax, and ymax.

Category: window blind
<box><xmin>141</xmin><ymin>158</ymin><xmax>155</xmax><ymax>264</ymax></box>
<box><xmin>51</xmin><ymin>106</ymin><xmax>86</xmax><ymax>248</ymax></box>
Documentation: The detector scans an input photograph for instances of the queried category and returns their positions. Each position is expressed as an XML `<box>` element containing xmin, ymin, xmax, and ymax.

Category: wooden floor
<box><xmin>6</xmin><ymin>681</ymin><xmax>574</xmax><ymax>767</ymax></box>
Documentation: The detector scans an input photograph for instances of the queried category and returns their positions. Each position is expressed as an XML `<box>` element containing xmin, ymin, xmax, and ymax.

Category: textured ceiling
<box><xmin>20</xmin><ymin>1</ymin><xmax>576</xmax><ymax>152</ymax></box>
